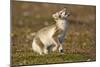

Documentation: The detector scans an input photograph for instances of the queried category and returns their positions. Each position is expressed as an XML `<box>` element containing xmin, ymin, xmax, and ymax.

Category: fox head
<box><xmin>52</xmin><ymin>8</ymin><xmax>70</xmax><ymax>21</ymax></box>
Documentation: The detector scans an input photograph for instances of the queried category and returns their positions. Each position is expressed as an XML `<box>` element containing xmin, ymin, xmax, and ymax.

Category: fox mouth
<box><xmin>63</xmin><ymin>11</ymin><xmax>70</xmax><ymax>16</ymax></box>
<box><xmin>59</xmin><ymin>12</ymin><xmax>70</xmax><ymax>18</ymax></box>
<box><xmin>67</xmin><ymin>12</ymin><xmax>70</xmax><ymax>16</ymax></box>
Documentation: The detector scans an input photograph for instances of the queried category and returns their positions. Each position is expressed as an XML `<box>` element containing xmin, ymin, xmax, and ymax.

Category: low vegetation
<box><xmin>11</xmin><ymin>1</ymin><xmax>96</xmax><ymax>66</ymax></box>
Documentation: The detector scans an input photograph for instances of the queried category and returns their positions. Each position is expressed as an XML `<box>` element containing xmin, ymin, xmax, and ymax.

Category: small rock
<box><xmin>87</xmin><ymin>59</ymin><xmax>91</xmax><ymax>61</ymax></box>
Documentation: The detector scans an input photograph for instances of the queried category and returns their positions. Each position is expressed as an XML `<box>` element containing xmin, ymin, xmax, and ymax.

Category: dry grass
<box><xmin>11</xmin><ymin>1</ymin><xmax>96</xmax><ymax>66</ymax></box>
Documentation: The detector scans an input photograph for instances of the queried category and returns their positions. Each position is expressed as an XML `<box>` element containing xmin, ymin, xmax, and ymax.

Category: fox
<box><xmin>32</xmin><ymin>8</ymin><xmax>70</xmax><ymax>55</ymax></box>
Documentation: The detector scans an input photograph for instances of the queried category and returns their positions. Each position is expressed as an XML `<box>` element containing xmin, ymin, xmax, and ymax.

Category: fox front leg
<box><xmin>58</xmin><ymin>34</ymin><xmax>66</xmax><ymax>53</ymax></box>
<box><xmin>51</xmin><ymin>38</ymin><xmax>59</xmax><ymax>52</ymax></box>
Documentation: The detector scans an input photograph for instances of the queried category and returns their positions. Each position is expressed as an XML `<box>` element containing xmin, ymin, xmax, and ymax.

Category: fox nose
<box><xmin>60</xmin><ymin>49</ymin><xmax>64</xmax><ymax>53</ymax></box>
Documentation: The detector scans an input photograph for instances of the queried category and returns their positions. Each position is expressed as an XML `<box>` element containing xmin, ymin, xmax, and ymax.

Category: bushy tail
<box><xmin>26</xmin><ymin>32</ymin><xmax>36</xmax><ymax>40</ymax></box>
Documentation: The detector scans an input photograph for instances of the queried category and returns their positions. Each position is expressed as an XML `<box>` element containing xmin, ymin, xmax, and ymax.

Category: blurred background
<box><xmin>11</xmin><ymin>1</ymin><xmax>96</xmax><ymax>66</ymax></box>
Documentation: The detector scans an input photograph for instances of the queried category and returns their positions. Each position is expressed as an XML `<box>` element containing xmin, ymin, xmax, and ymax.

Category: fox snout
<box><xmin>52</xmin><ymin>8</ymin><xmax>70</xmax><ymax>20</ymax></box>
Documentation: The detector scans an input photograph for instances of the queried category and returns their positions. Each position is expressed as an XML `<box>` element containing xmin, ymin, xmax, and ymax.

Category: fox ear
<box><xmin>52</xmin><ymin>12</ymin><xmax>59</xmax><ymax>19</ymax></box>
<box><xmin>62</xmin><ymin>8</ymin><xmax>66</xmax><ymax>11</ymax></box>
<box><xmin>59</xmin><ymin>8</ymin><xmax>66</xmax><ymax>14</ymax></box>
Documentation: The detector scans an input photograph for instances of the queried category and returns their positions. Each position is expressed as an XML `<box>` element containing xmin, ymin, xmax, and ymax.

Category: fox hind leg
<box><xmin>32</xmin><ymin>39</ymin><xmax>44</xmax><ymax>55</ymax></box>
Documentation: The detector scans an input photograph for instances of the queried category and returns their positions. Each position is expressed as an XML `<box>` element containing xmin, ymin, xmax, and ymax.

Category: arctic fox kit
<box><xmin>32</xmin><ymin>8</ymin><xmax>70</xmax><ymax>55</ymax></box>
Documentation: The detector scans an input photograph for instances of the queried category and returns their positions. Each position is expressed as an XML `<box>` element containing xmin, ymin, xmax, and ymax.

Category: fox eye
<box><xmin>59</xmin><ymin>15</ymin><xmax>61</xmax><ymax>18</ymax></box>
